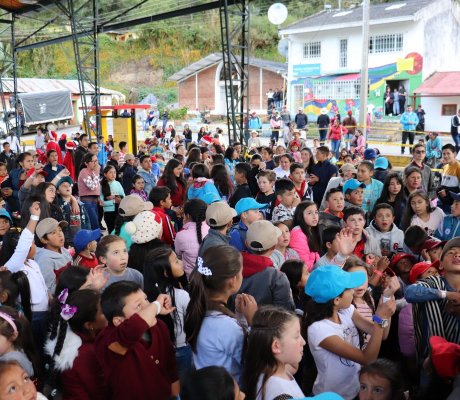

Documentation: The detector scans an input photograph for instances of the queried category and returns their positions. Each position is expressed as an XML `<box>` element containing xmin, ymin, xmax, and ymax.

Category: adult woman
<box><xmin>183</xmin><ymin>124</ymin><xmax>193</xmax><ymax>148</ymax></box>
<box><xmin>273</xmin><ymin>153</ymin><xmax>293</xmax><ymax>180</ymax></box>
<box><xmin>300</xmin><ymin>147</ymin><xmax>314</xmax><ymax>174</ymax></box>
<box><xmin>327</xmin><ymin>118</ymin><xmax>348</xmax><ymax>159</ymax></box>
<box><xmin>185</xmin><ymin>148</ymin><xmax>201</xmax><ymax>170</ymax></box>
<box><xmin>77</xmin><ymin>152</ymin><xmax>101</xmax><ymax>230</ymax></box>
<box><xmin>224</xmin><ymin>146</ymin><xmax>238</xmax><ymax>183</ymax></box>
<box><xmin>374</xmin><ymin>172</ymin><xmax>407</xmax><ymax>228</ymax></box>
<box><xmin>197</xmin><ymin>126</ymin><xmax>206</xmax><ymax>142</ymax></box>
<box><xmin>210</xmin><ymin>164</ymin><xmax>233</xmax><ymax>202</ymax></box>
<box><xmin>403</xmin><ymin>166</ymin><xmax>423</xmax><ymax>196</ymax></box>
<box><xmin>398</xmin><ymin>85</ymin><xmax>407</xmax><ymax>113</ymax></box>
<box><xmin>43</xmin><ymin>149</ymin><xmax>65</xmax><ymax>182</ymax></box>
<box><xmin>384</xmin><ymin>87</ymin><xmax>393</xmax><ymax>116</ymax></box>
<box><xmin>157</xmin><ymin>158</ymin><xmax>187</xmax><ymax>219</ymax></box>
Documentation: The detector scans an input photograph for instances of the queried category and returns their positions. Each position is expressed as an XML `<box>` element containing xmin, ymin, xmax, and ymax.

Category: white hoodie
<box><xmin>365</xmin><ymin>221</ymin><xmax>404</xmax><ymax>255</ymax></box>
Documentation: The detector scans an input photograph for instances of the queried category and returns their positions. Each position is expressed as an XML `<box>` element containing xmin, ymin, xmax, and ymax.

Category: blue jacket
<box><xmin>400</xmin><ymin>111</ymin><xmax>419</xmax><ymax>131</ymax></box>
<box><xmin>248</xmin><ymin>116</ymin><xmax>261</xmax><ymax>130</ymax></box>
<box><xmin>229</xmin><ymin>221</ymin><xmax>248</xmax><ymax>252</ymax></box>
<box><xmin>137</xmin><ymin>168</ymin><xmax>157</xmax><ymax>196</ymax></box>
<box><xmin>435</xmin><ymin>215</ymin><xmax>460</xmax><ymax>241</ymax></box>
<box><xmin>426</xmin><ymin>137</ymin><xmax>442</xmax><ymax>160</ymax></box>
<box><xmin>188</xmin><ymin>180</ymin><xmax>222</xmax><ymax>204</ymax></box>
<box><xmin>44</xmin><ymin>163</ymin><xmax>65</xmax><ymax>182</ymax></box>
<box><xmin>97</xmin><ymin>143</ymin><xmax>108</xmax><ymax>166</ymax></box>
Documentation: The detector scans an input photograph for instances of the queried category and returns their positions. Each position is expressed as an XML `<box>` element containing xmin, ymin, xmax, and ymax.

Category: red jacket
<box><xmin>328</xmin><ymin>124</ymin><xmax>348</xmax><ymax>141</ymax></box>
<box><xmin>73</xmin><ymin>252</ymin><xmax>99</xmax><ymax>269</ymax></box>
<box><xmin>46</xmin><ymin>141</ymin><xmax>63</xmax><ymax>164</ymax></box>
<box><xmin>152</xmin><ymin>206</ymin><xmax>176</xmax><ymax>246</ymax></box>
<box><xmin>157</xmin><ymin>177</ymin><xmax>186</xmax><ymax>207</ymax></box>
<box><xmin>95</xmin><ymin>314</ymin><xmax>178</xmax><ymax>400</ymax></box>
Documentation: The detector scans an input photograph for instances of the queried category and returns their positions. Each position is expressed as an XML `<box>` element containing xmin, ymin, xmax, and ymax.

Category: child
<box><xmin>45</xmin><ymin>289</ymin><xmax>108</xmax><ymax>399</ymax></box>
<box><xmin>149</xmin><ymin>186</ymin><xmax>176</xmax><ymax>246</ymax></box>
<box><xmin>121</xmin><ymin>154</ymin><xmax>137</xmax><ymax>195</ymax></box>
<box><xmin>0</xmin><ymin>307</ymin><xmax>38</xmax><ymax>378</ymax></box>
<box><xmin>289</xmin><ymin>140</ymin><xmax>302</xmax><ymax>163</ymax></box>
<box><xmin>100</xmin><ymin>165</ymin><xmax>125</xmax><ymax>234</ymax></box>
<box><xmin>248</xmin><ymin>130</ymin><xmax>261</xmax><ymax>149</ymax></box>
<box><xmin>402</xmin><ymin>225</ymin><xmax>428</xmax><ymax>261</ymax></box>
<box><xmin>421</xmin><ymin>236</ymin><xmax>445</xmax><ymax>263</ymax></box>
<box><xmin>390</xmin><ymin>252</ymin><xmax>415</xmax><ymax>289</ymax></box>
<box><xmin>314</xmin><ymin>227</ymin><xmax>356</xmax><ymax>269</ymax></box>
<box><xmin>0</xmin><ymin>360</ymin><xmax>47</xmax><ymax>400</ymax></box>
<box><xmin>343</xmin><ymin>207</ymin><xmax>381</xmax><ymax>260</ymax></box>
<box><xmin>261</xmin><ymin>147</ymin><xmax>275</xmax><ymax>170</ymax></box>
<box><xmin>255</xmin><ymin>170</ymin><xmax>276</xmax><ymax>220</ymax></box>
<box><xmin>280</xmin><ymin>260</ymin><xmax>309</xmax><ymax>311</ymax></box>
<box><xmin>184</xmin><ymin>245</ymin><xmax>257</xmax><ymax>383</ymax></box>
<box><xmin>95</xmin><ymin>235</ymin><xmax>144</xmax><ymax>289</ymax></box>
<box><xmin>357</xmin><ymin>161</ymin><xmax>383</xmax><ymax>214</ymax></box>
<box><xmin>229</xmin><ymin>198</ymin><xmax>264</xmax><ymax>252</ymax></box>
<box><xmin>242</xmin><ymin>306</ymin><xmax>306</xmax><ymax>399</ymax></box>
<box><xmin>319</xmin><ymin>187</ymin><xmax>345</xmax><ymax>237</ymax></box>
<box><xmin>305</xmin><ymin>265</ymin><xmax>396</xmax><ymax>399</ymax></box>
<box><xmin>289</xmin><ymin>162</ymin><xmax>312</xmax><ymax>201</ymax></box>
<box><xmin>142</xmin><ymin>247</ymin><xmax>191</xmax><ymax>382</ymax></box>
<box><xmin>289</xmin><ymin>201</ymin><xmax>321</xmax><ymax>270</ymax></box>
<box><xmin>228</xmin><ymin>163</ymin><xmax>252</xmax><ymax>209</ymax></box>
<box><xmin>272</xmin><ymin>179</ymin><xmax>300</xmax><ymax>224</ymax></box>
<box><xmin>95</xmin><ymin>281</ymin><xmax>179</xmax><ymax>399</ymax></box>
<box><xmin>117</xmin><ymin>141</ymin><xmax>128</xmax><ymax>167</ymax></box>
<box><xmin>129</xmin><ymin>174</ymin><xmax>148</xmax><ymax>201</ymax></box>
<box><xmin>0</xmin><ymin>162</ymin><xmax>8</xmax><ymax>185</ymax></box>
<box><xmin>72</xmin><ymin>229</ymin><xmax>101</xmax><ymax>268</ymax></box>
<box><xmin>270</xmin><ymin>221</ymin><xmax>300</xmax><ymax>269</ymax></box>
<box><xmin>0</xmin><ymin>270</ymin><xmax>32</xmax><ymax>320</ymax></box>
<box><xmin>434</xmin><ymin>191</ymin><xmax>460</xmax><ymax>240</ymax></box>
<box><xmin>34</xmin><ymin>218</ymin><xmax>72</xmax><ymax>294</ymax></box>
<box><xmin>343</xmin><ymin>179</ymin><xmax>365</xmax><ymax>208</ymax></box>
<box><xmin>273</xmin><ymin>153</ymin><xmax>293</xmax><ymax>180</ymax></box>
<box><xmin>358</xmin><ymin>359</ymin><xmax>406</xmax><ymax>400</ymax></box>
<box><xmin>402</xmin><ymin>191</ymin><xmax>445</xmax><ymax>235</ymax></box>
<box><xmin>240</xmin><ymin>220</ymin><xmax>294</xmax><ymax>310</ymax></box>
<box><xmin>187</xmin><ymin>163</ymin><xmax>221</xmax><ymax>204</ymax></box>
<box><xmin>365</xmin><ymin>203</ymin><xmax>404</xmax><ymax>257</ymax></box>
<box><xmin>175</xmin><ymin>199</ymin><xmax>209</xmax><ymax>277</ymax></box>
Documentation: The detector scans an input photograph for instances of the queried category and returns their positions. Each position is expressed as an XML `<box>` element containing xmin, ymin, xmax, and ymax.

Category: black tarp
<box><xmin>18</xmin><ymin>90</ymin><xmax>73</xmax><ymax>126</ymax></box>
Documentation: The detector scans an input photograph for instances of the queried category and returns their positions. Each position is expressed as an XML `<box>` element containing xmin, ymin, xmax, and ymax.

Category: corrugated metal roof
<box><xmin>169</xmin><ymin>53</ymin><xmax>287</xmax><ymax>82</ymax></box>
<box><xmin>414</xmin><ymin>72</ymin><xmax>460</xmax><ymax>95</ymax></box>
<box><xmin>1</xmin><ymin>78</ymin><xmax>123</xmax><ymax>97</ymax></box>
<box><xmin>280</xmin><ymin>0</ymin><xmax>433</xmax><ymax>33</ymax></box>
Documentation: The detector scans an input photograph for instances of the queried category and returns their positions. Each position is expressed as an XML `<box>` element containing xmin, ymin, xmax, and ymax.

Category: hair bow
<box><xmin>60</xmin><ymin>304</ymin><xmax>77</xmax><ymax>321</ymax></box>
<box><xmin>58</xmin><ymin>288</ymin><xmax>69</xmax><ymax>305</ymax></box>
<box><xmin>197</xmin><ymin>257</ymin><xmax>212</xmax><ymax>276</ymax></box>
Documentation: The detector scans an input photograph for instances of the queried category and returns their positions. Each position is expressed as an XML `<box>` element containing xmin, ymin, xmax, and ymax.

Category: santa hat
<box><xmin>125</xmin><ymin>211</ymin><xmax>163</xmax><ymax>244</ymax></box>
<box><xmin>50</xmin><ymin>131</ymin><xmax>58</xmax><ymax>141</ymax></box>
<box><xmin>65</xmin><ymin>141</ymin><xmax>76</xmax><ymax>150</ymax></box>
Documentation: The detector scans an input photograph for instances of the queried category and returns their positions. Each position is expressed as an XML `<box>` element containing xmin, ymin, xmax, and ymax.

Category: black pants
<box><xmin>104</xmin><ymin>204</ymin><xmax>119</xmax><ymax>234</ymax></box>
<box><xmin>401</xmin><ymin>130</ymin><xmax>415</xmax><ymax>154</ymax></box>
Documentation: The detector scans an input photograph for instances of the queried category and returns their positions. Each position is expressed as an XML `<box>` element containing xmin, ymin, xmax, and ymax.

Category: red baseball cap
<box><xmin>409</xmin><ymin>260</ymin><xmax>440</xmax><ymax>284</ymax></box>
<box><xmin>390</xmin><ymin>253</ymin><xmax>415</xmax><ymax>269</ymax></box>
<box><xmin>26</xmin><ymin>168</ymin><xmax>48</xmax><ymax>179</ymax></box>
<box><xmin>150</xmin><ymin>155</ymin><xmax>157</xmax><ymax>162</ymax></box>
<box><xmin>429</xmin><ymin>336</ymin><xmax>460</xmax><ymax>379</ymax></box>
<box><xmin>422</xmin><ymin>237</ymin><xmax>446</xmax><ymax>251</ymax></box>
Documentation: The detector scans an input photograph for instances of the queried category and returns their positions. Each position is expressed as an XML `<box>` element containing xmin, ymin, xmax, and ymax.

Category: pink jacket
<box><xmin>328</xmin><ymin>124</ymin><xmax>348</xmax><ymax>141</ymax></box>
<box><xmin>398</xmin><ymin>303</ymin><xmax>415</xmax><ymax>357</ymax></box>
<box><xmin>78</xmin><ymin>167</ymin><xmax>101</xmax><ymax>197</ymax></box>
<box><xmin>289</xmin><ymin>226</ymin><xmax>319</xmax><ymax>271</ymax></box>
<box><xmin>175</xmin><ymin>221</ymin><xmax>210</xmax><ymax>276</ymax></box>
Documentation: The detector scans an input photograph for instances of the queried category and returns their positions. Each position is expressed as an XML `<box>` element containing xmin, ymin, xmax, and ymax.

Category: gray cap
<box><xmin>246</xmin><ymin>220</ymin><xmax>282</xmax><ymax>251</ymax></box>
<box><xmin>36</xmin><ymin>218</ymin><xmax>68</xmax><ymax>239</ymax></box>
<box><xmin>206</xmin><ymin>202</ymin><xmax>236</xmax><ymax>227</ymax></box>
<box><xmin>441</xmin><ymin>237</ymin><xmax>460</xmax><ymax>260</ymax></box>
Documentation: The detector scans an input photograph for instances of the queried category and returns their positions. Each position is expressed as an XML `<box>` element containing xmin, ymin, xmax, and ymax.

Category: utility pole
<box><xmin>359</xmin><ymin>0</ymin><xmax>370</xmax><ymax>139</ymax></box>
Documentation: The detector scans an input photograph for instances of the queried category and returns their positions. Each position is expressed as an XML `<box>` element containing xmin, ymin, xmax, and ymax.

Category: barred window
<box><xmin>313</xmin><ymin>80</ymin><xmax>361</xmax><ymax>100</ymax></box>
<box><xmin>303</xmin><ymin>41</ymin><xmax>321</xmax><ymax>59</ymax></box>
<box><xmin>369</xmin><ymin>33</ymin><xmax>403</xmax><ymax>53</ymax></box>
<box><xmin>293</xmin><ymin>84</ymin><xmax>304</xmax><ymax>110</ymax></box>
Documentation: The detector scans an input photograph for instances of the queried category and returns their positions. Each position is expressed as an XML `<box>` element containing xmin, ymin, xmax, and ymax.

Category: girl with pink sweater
<box><xmin>289</xmin><ymin>201</ymin><xmax>321</xmax><ymax>271</ymax></box>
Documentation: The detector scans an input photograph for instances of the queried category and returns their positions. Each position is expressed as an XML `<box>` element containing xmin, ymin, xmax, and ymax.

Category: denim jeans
<box><xmin>319</xmin><ymin>128</ymin><xmax>327</xmax><ymax>145</ymax></box>
<box><xmin>345</xmin><ymin>133</ymin><xmax>354</xmax><ymax>150</ymax></box>
<box><xmin>331</xmin><ymin>139</ymin><xmax>341</xmax><ymax>158</ymax></box>
<box><xmin>452</xmin><ymin>133</ymin><xmax>460</xmax><ymax>153</ymax></box>
<box><xmin>82</xmin><ymin>200</ymin><xmax>99</xmax><ymax>230</ymax></box>
<box><xmin>176</xmin><ymin>345</ymin><xmax>193</xmax><ymax>383</ymax></box>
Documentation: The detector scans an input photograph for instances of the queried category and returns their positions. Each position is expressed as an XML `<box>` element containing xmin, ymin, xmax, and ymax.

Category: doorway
<box><xmin>385</xmin><ymin>79</ymin><xmax>409</xmax><ymax>116</ymax></box>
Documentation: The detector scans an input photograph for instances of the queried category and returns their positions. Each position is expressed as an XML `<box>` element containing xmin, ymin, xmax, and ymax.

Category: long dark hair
<box><xmin>184</xmin><ymin>245</ymin><xmax>242</xmax><ymax>352</ymax></box>
<box><xmin>185</xmin><ymin>148</ymin><xmax>201</xmax><ymax>168</ymax></box>
<box><xmin>113</xmin><ymin>214</ymin><xmax>135</xmax><ymax>236</ymax></box>
<box><xmin>101</xmin><ymin>165</ymin><xmax>116</xmax><ymax>199</ymax></box>
<box><xmin>0</xmin><ymin>270</ymin><xmax>32</xmax><ymax>322</ymax></box>
<box><xmin>183</xmin><ymin>199</ymin><xmax>207</xmax><ymax>245</ymax></box>
<box><xmin>292</xmin><ymin>201</ymin><xmax>320</xmax><ymax>253</ymax></box>
<box><xmin>376</xmin><ymin>172</ymin><xmax>405</xmax><ymax>205</ymax></box>
<box><xmin>159</xmin><ymin>158</ymin><xmax>186</xmax><ymax>195</ymax></box>
<box><xmin>128</xmin><ymin>239</ymin><xmax>165</xmax><ymax>272</ymax></box>
<box><xmin>210</xmin><ymin>164</ymin><xmax>232</xmax><ymax>198</ymax></box>
<box><xmin>182</xmin><ymin>366</ymin><xmax>236</xmax><ymax>400</ymax></box>
<box><xmin>302</xmin><ymin>298</ymin><xmax>335</xmax><ymax>337</ymax></box>
<box><xmin>402</xmin><ymin>190</ymin><xmax>434</xmax><ymax>230</ymax></box>
<box><xmin>280</xmin><ymin>260</ymin><xmax>305</xmax><ymax>304</ymax></box>
<box><xmin>242</xmin><ymin>306</ymin><xmax>298</xmax><ymax>400</ymax></box>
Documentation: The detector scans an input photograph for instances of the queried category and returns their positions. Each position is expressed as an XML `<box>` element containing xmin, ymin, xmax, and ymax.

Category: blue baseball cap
<box><xmin>295</xmin><ymin>393</ymin><xmax>344</xmax><ymax>400</ymax></box>
<box><xmin>74</xmin><ymin>229</ymin><xmax>101</xmax><ymax>253</ymax></box>
<box><xmin>0</xmin><ymin>208</ymin><xmax>12</xmax><ymax>223</ymax></box>
<box><xmin>374</xmin><ymin>156</ymin><xmax>389</xmax><ymax>170</ymax></box>
<box><xmin>364</xmin><ymin>148</ymin><xmax>377</xmax><ymax>160</ymax></box>
<box><xmin>235</xmin><ymin>197</ymin><xmax>267</xmax><ymax>216</ymax></box>
<box><xmin>342</xmin><ymin>179</ymin><xmax>365</xmax><ymax>194</ymax></box>
<box><xmin>305</xmin><ymin>265</ymin><xmax>367</xmax><ymax>303</ymax></box>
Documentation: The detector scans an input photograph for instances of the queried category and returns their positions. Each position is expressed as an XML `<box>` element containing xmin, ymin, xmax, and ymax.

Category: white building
<box><xmin>279</xmin><ymin>0</ymin><xmax>460</xmax><ymax>126</ymax></box>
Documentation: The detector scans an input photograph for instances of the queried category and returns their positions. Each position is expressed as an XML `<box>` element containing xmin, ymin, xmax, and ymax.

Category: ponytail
<box><xmin>113</xmin><ymin>214</ymin><xmax>134</xmax><ymax>236</ymax></box>
<box><xmin>10</xmin><ymin>272</ymin><xmax>32</xmax><ymax>322</ymax></box>
<box><xmin>183</xmin><ymin>199</ymin><xmax>207</xmax><ymax>245</ymax></box>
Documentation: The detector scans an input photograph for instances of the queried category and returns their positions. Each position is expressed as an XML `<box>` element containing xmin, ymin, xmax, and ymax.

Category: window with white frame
<box><xmin>313</xmin><ymin>80</ymin><xmax>361</xmax><ymax>100</ymax></box>
<box><xmin>303</xmin><ymin>41</ymin><xmax>321</xmax><ymax>59</ymax></box>
<box><xmin>340</xmin><ymin>39</ymin><xmax>348</xmax><ymax>68</ymax></box>
<box><xmin>292</xmin><ymin>84</ymin><xmax>304</xmax><ymax>110</ymax></box>
<box><xmin>369</xmin><ymin>33</ymin><xmax>403</xmax><ymax>53</ymax></box>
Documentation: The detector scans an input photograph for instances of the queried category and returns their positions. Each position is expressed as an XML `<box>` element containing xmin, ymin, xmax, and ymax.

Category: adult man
<box><xmin>280</xmin><ymin>105</ymin><xmax>291</xmax><ymax>146</ymax></box>
<box><xmin>248</xmin><ymin>111</ymin><xmax>262</xmax><ymax>133</ymax></box>
<box><xmin>294</xmin><ymin>107</ymin><xmax>308</xmax><ymax>129</ymax></box>
<box><xmin>265</xmin><ymin>88</ymin><xmax>274</xmax><ymax>108</ymax></box>
<box><xmin>137</xmin><ymin>154</ymin><xmax>157</xmax><ymax>196</ymax></box>
<box><xmin>0</xmin><ymin>142</ymin><xmax>16</xmax><ymax>172</ymax></box>
<box><xmin>406</xmin><ymin>143</ymin><xmax>436</xmax><ymax>199</ymax></box>
<box><xmin>400</xmin><ymin>105</ymin><xmax>419</xmax><ymax>154</ymax></box>
<box><xmin>74</xmin><ymin>133</ymin><xmax>89</xmax><ymax>175</ymax></box>
<box><xmin>316</xmin><ymin>108</ymin><xmax>330</xmax><ymax>145</ymax></box>
<box><xmin>342</xmin><ymin>110</ymin><xmax>357</xmax><ymax>150</ymax></box>
<box><xmin>34</xmin><ymin>127</ymin><xmax>46</xmax><ymax>151</ymax></box>
<box><xmin>416</xmin><ymin>105</ymin><xmax>426</xmax><ymax>132</ymax></box>
<box><xmin>309</xmin><ymin>146</ymin><xmax>338</xmax><ymax>206</ymax></box>
<box><xmin>450</xmin><ymin>109</ymin><xmax>460</xmax><ymax>153</ymax></box>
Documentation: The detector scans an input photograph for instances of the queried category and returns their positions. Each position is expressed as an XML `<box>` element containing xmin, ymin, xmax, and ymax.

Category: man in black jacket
<box><xmin>74</xmin><ymin>133</ymin><xmax>89</xmax><ymax>175</ymax></box>
<box><xmin>294</xmin><ymin>107</ymin><xmax>308</xmax><ymax>129</ymax></box>
<box><xmin>451</xmin><ymin>109</ymin><xmax>460</xmax><ymax>153</ymax></box>
<box><xmin>0</xmin><ymin>142</ymin><xmax>16</xmax><ymax>172</ymax></box>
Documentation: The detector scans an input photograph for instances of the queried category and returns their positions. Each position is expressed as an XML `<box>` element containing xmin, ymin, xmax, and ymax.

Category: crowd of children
<box><xmin>0</xmin><ymin>125</ymin><xmax>459</xmax><ymax>400</ymax></box>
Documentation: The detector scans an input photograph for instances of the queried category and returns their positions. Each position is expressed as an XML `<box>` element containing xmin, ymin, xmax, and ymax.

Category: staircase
<box><xmin>368</xmin><ymin>119</ymin><xmax>402</xmax><ymax>142</ymax></box>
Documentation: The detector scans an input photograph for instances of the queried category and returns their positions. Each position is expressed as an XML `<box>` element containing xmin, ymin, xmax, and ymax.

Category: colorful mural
<box><xmin>292</xmin><ymin>53</ymin><xmax>423</xmax><ymax>120</ymax></box>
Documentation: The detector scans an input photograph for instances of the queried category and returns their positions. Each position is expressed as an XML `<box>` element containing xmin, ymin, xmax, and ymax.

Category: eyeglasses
<box><xmin>414</xmin><ymin>150</ymin><xmax>426</xmax><ymax>154</ymax></box>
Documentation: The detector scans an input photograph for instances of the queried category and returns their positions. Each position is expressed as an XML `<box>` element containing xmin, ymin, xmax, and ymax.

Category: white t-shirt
<box><xmin>256</xmin><ymin>373</ymin><xmax>304</xmax><ymax>400</ymax></box>
<box><xmin>273</xmin><ymin>166</ymin><xmax>290</xmax><ymax>180</ymax></box>
<box><xmin>169</xmin><ymin>287</ymin><xmax>190</xmax><ymax>348</ymax></box>
<box><xmin>411</xmin><ymin>207</ymin><xmax>445</xmax><ymax>236</ymax></box>
<box><xmin>308</xmin><ymin>305</ymin><xmax>360</xmax><ymax>400</ymax></box>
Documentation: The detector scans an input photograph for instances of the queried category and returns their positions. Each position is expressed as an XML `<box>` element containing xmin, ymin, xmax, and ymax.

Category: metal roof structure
<box><xmin>414</xmin><ymin>72</ymin><xmax>460</xmax><ymax>95</ymax></box>
<box><xmin>169</xmin><ymin>52</ymin><xmax>287</xmax><ymax>82</ymax></box>
<box><xmin>280</xmin><ymin>0</ymin><xmax>434</xmax><ymax>34</ymax></box>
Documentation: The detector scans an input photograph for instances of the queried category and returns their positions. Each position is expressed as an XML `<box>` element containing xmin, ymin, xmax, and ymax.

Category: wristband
<box><xmin>382</xmin><ymin>296</ymin><xmax>391</xmax><ymax>303</ymax></box>
<box><xmin>440</xmin><ymin>290</ymin><xmax>447</xmax><ymax>299</ymax></box>
<box><xmin>30</xmin><ymin>215</ymin><xmax>40</xmax><ymax>221</ymax></box>
<box><xmin>153</xmin><ymin>301</ymin><xmax>162</xmax><ymax>316</ymax></box>
<box><xmin>373</xmin><ymin>269</ymin><xmax>384</xmax><ymax>277</ymax></box>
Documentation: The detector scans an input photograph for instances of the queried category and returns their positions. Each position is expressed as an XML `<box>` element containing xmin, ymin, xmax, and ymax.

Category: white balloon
<box><xmin>268</xmin><ymin>3</ymin><xmax>288</xmax><ymax>25</ymax></box>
